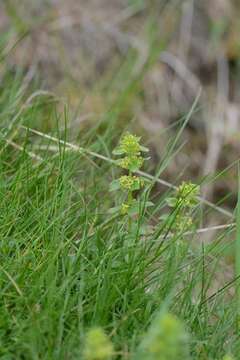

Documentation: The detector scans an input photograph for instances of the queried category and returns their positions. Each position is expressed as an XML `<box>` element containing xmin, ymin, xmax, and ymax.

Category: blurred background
<box><xmin>1</xmin><ymin>0</ymin><xmax>240</xmax><ymax>217</ymax></box>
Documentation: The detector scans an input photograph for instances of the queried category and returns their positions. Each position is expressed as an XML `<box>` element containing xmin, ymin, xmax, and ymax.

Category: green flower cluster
<box><xmin>140</xmin><ymin>313</ymin><xmax>190</xmax><ymax>360</ymax></box>
<box><xmin>113</xmin><ymin>133</ymin><xmax>148</xmax><ymax>173</ymax></box>
<box><xmin>110</xmin><ymin>132</ymin><xmax>149</xmax><ymax>218</ymax></box>
<box><xmin>113</xmin><ymin>133</ymin><xmax>148</xmax><ymax>156</ymax></box>
<box><xmin>165</xmin><ymin>181</ymin><xmax>200</xmax><ymax>233</ymax></box>
<box><xmin>176</xmin><ymin>182</ymin><xmax>199</xmax><ymax>208</ymax></box>
<box><xmin>117</xmin><ymin>155</ymin><xmax>144</xmax><ymax>172</ymax></box>
<box><xmin>173</xmin><ymin>214</ymin><xmax>193</xmax><ymax>232</ymax></box>
<box><xmin>119</xmin><ymin>175</ymin><xmax>144</xmax><ymax>191</ymax></box>
<box><xmin>83</xmin><ymin>327</ymin><xmax>114</xmax><ymax>360</ymax></box>
<box><xmin>222</xmin><ymin>356</ymin><xmax>234</xmax><ymax>360</ymax></box>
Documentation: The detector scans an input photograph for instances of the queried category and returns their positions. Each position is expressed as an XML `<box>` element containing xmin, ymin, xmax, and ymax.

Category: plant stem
<box><xmin>128</xmin><ymin>190</ymin><xmax>133</xmax><ymax>232</ymax></box>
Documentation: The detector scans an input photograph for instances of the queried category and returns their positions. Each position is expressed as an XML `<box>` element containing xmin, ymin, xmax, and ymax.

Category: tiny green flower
<box><xmin>163</xmin><ymin>182</ymin><xmax>199</xmax><ymax>235</ymax></box>
<box><xmin>174</xmin><ymin>214</ymin><xmax>193</xmax><ymax>232</ymax></box>
<box><xmin>120</xmin><ymin>202</ymin><xmax>130</xmax><ymax>215</ymax></box>
<box><xmin>176</xmin><ymin>181</ymin><xmax>199</xmax><ymax>208</ymax></box>
<box><xmin>113</xmin><ymin>133</ymin><xmax>149</xmax><ymax>156</ymax></box>
<box><xmin>119</xmin><ymin>175</ymin><xmax>144</xmax><ymax>191</ymax></box>
<box><xmin>117</xmin><ymin>155</ymin><xmax>144</xmax><ymax>172</ymax></box>
<box><xmin>83</xmin><ymin>327</ymin><xmax>114</xmax><ymax>360</ymax></box>
<box><xmin>119</xmin><ymin>133</ymin><xmax>141</xmax><ymax>155</ymax></box>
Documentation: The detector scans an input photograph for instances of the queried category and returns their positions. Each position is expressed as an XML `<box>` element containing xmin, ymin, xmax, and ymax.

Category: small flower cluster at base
<box><xmin>142</xmin><ymin>313</ymin><xmax>190</xmax><ymax>360</ymax></box>
<box><xmin>83</xmin><ymin>327</ymin><xmax>114</xmax><ymax>360</ymax></box>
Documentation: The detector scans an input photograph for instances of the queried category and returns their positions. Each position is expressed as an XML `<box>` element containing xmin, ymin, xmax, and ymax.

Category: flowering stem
<box><xmin>110</xmin><ymin>132</ymin><xmax>149</xmax><ymax>231</ymax></box>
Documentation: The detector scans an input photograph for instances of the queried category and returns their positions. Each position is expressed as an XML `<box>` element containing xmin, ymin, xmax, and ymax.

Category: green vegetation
<box><xmin>0</xmin><ymin>0</ymin><xmax>240</xmax><ymax>354</ymax></box>
<box><xmin>110</xmin><ymin>133</ymin><xmax>150</xmax><ymax>220</ymax></box>
<box><xmin>0</xmin><ymin>68</ymin><xmax>237</xmax><ymax>359</ymax></box>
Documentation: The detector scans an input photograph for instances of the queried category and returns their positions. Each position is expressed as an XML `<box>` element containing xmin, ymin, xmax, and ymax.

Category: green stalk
<box><xmin>127</xmin><ymin>190</ymin><xmax>133</xmax><ymax>232</ymax></box>
<box><xmin>236</xmin><ymin>163</ymin><xmax>240</xmax><ymax>329</ymax></box>
<box><xmin>127</xmin><ymin>167</ymin><xmax>133</xmax><ymax>232</ymax></box>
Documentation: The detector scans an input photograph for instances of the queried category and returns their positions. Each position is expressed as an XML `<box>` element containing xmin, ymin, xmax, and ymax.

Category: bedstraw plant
<box><xmin>110</xmin><ymin>133</ymin><xmax>150</xmax><ymax>227</ymax></box>
<box><xmin>164</xmin><ymin>181</ymin><xmax>200</xmax><ymax>233</ymax></box>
